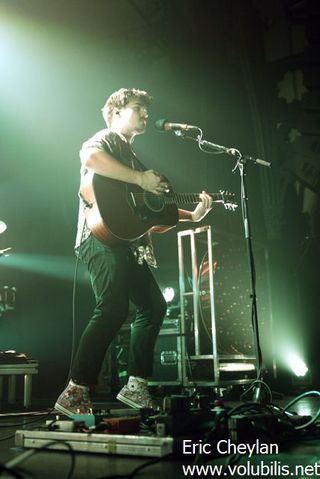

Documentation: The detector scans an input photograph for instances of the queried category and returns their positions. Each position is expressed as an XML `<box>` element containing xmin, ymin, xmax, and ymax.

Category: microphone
<box><xmin>155</xmin><ymin>119</ymin><xmax>198</xmax><ymax>131</ymax></box>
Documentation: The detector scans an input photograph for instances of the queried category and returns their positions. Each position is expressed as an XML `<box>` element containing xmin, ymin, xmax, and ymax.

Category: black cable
<box><xmin>4</xmin><ymin>441</ymin><xmax>75</xmax><ymax>479</ymax></box>
<box><xmin>197</xmin><ymin>251</ymin><xmax>216</xmax><ymax>344</ymax></box>
<box><xmin>127</xmin><ymin>454</ymin><xmax>173</xmax><ymax>479</ymax></box>
<box><xmin>283</xmin><ymin>390</ymin><xmax>320</xmax><ymax>430</ymax></box>
<box><xmin>0</xmin><ymin>464</ymin><xmax>25</xmax><ymax>478</ymax></box>
<box><xmin>193</xmin><ymin>399</ymin><xmax>280</xmax><ymax>466</ymax></box>
<box><xmin>95</xmin><ymin>453</ymin><xmax>173</xmax><ymax>479</ymax></box>
<box><xmin>6</xmin><ymin>466</ymin><xmax>38</xmax><ymax>479</ymax></box>
<box><xmin>0</xmin><ymin>432</ymin><xmax>17</xmax><ymax>443</ymax></box>
<box><xmin>240</xmin><ymin>379</ymin><xmax>273</xmax><ymax>403</ymax></box>
<box><xmin>66</xmin><ymin>218</ymin><xmax>87</xmax><ymax>385</ymax></box>
<box><xmin>0</xmin><ymin>425</ymin><xmax>22</xmax><ymax>430</ymax></box>
<box><xmin>0</xmin><ymin>409</ymin><xmax>57</xmax><ymax>443</ymax></box>
<box><xmin>184</xmin><ymin>350</ymin><xmax>199</xmax><ymax>393</ymax></box>
<box><xmin>67</xmin><ymin>250</ymin><xmax>81</xmax><ymax>385</ymax></box>
<box><xmin>221</xmin><ymin>452</ymin><xmax>241</xmax><ymax>477</ymax></box>
<box><xmin>0</xmin><ymin>409</ymin><xmax>56</xmax><ymax>429</ymax></box>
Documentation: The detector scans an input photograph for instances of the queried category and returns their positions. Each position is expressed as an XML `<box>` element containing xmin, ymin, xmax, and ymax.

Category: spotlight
<box><xmin>162</xmin><ymin>287</ymin><xmax>175</xmax><ymax>303</ymax></box>
<box><xmin>288</xmin><ymin>354</ymin><xmax>308</xmax><ymax>377</ymax></box>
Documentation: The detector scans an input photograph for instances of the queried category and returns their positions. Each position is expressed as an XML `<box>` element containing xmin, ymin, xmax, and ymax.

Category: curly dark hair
<box><xmin>102</xmin><ymin>88</ymin><xmax>153</xmax><ymax>127</ymax></box>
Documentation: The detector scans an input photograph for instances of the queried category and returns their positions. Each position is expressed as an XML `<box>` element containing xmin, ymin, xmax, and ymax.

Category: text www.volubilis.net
<box><xmin>182</xmin><ymin>460</ymin><xmax>320</xmax><ymax>477</ymax></box>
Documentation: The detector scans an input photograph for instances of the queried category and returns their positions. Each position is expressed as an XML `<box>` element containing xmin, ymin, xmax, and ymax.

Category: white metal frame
<box><xmin>178</xmin><ymin>225</ymin><xmax>257</xmax><ymax>387</ymax></box>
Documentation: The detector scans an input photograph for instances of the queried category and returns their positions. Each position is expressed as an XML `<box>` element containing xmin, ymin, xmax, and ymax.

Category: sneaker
<box><xmin>54</xmin><ymin>380</ymin><xmax>93</xmax><ymax>417</ymax></box>
<box><xmin>116</xmin><ymin>383</ymin><xmax>156</xmax><ymax>409</ymax></box>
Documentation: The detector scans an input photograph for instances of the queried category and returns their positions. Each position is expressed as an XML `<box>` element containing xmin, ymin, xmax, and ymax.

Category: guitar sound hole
<box><xmin>143</xmin><ymin>192</ymin><xmax>165</xmax><ymax>213</ymax></box>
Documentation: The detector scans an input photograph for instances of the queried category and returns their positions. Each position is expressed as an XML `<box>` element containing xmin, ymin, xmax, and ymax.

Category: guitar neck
<box><xmin>164</xmin><ymin>192</ymin><xmax>223</xmax><ymax>205</ymax></box>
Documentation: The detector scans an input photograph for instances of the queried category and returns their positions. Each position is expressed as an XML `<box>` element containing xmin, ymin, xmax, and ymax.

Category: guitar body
<box><xmin>80</xmin><ymin>173</ymin><xmax>179</xmax><ymax>245</ymax></box>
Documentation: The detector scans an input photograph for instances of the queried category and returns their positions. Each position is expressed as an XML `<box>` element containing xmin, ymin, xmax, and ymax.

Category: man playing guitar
<box><xmin>55</xmin><ymin>88</ymin><xmax>212</xmax><ymax>415</ymax></box>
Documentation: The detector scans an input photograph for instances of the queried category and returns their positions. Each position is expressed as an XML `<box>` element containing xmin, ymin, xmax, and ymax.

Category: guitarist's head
<box><xmin>102</xmin><ymin>88</ymin><xmax>153</xmax><ymax>143</ymax></box>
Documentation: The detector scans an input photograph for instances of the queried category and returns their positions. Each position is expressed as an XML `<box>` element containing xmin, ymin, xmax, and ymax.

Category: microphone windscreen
<box><xmin>154</xmin><ymin>119</ymin><xmax>167</xmax><ymax>130</ymax></box>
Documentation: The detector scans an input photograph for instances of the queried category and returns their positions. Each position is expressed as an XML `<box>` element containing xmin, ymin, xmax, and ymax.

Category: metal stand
<box><xmin>178</xmin><ymin>225</ymin><xmax>257</xmax><ymax>388</ymax></box>
<box><xmin>236</xmin><ymin>156</ymin><xmax>264</xmax><ymax>399</ymax></box>
<box><xmin>0</xmin><ymin>360</ymin><xmax>39</xmax><ymax>408</ymax></box>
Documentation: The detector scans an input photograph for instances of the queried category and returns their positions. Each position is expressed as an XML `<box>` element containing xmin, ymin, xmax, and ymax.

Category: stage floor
<box><xmin>0</xmin><ymin>392</ymin><xmax>319</xmax><ymax>479</ymax></box>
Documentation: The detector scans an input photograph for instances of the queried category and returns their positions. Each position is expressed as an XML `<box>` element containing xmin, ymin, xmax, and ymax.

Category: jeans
<box><xmin>71</xmin><ymin>234</ymin><xmax>167</xmax><ymax>385</ymax></box>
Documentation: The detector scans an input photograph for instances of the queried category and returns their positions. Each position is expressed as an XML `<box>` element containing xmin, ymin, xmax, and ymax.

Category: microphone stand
<box><xmin>175</xmin><ymin>131</ymin><xmax>271</xmax><ymax>402</ymax></box>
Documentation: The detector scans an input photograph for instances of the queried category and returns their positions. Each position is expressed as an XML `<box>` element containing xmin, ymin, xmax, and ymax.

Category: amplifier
<box><xmin>99</xmin><ymin>319</ymin><xmax>183</xmax><ymax>392</ymax></box>
<box><xmin>148</xmin><ymin>319</ymin><xmax>182</xmax><ymax>386</ymax></box>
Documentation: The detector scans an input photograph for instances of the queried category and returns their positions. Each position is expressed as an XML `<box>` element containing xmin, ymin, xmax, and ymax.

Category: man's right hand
<box><xmin>138</xmin><ymin>170</ymin><xmax>170</xmax><ymax>195</ymax></box>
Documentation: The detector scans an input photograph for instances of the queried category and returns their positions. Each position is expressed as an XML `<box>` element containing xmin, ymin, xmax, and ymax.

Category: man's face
<box><xmin>116</xmin><ymin>99</ymin><xmax>149</xmax><ymax>136</ymax></box>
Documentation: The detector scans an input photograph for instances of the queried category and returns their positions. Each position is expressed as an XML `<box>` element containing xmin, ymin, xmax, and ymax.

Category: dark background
<box><xmin>0</xmin><ymin>0</ymin><xmax>319</xmax><ymax>398</ymax></box>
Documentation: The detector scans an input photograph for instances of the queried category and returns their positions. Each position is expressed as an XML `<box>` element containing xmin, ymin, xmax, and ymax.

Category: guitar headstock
<box><xmin>219</xmin><ymin>190</ymin><xmax>238</xmax><ymax>211</ymax></box>
<box><xmin>223</xmin><ymin>202</ymin><xmax>238</xmax><ymax>211</ymax></box>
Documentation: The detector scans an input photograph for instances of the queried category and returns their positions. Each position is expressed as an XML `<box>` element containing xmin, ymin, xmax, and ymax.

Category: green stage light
<box><xmin>162</xmin><ymin>286</ymin><xmax>175</xmax><ymax>303</ymax></box>
<box><xmin>0</xmin><ymin>254</ymin><xmax>85</xmax><ymax>282</ymax></box>
<box><xmin>287</xmin><ymin>353</ymin><xmax>308</xmax><ymax>377</ymax></box>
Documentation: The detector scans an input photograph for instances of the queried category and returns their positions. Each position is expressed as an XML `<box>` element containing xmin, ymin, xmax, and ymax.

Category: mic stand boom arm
<box><xmin>197</xmin><ymin>138</ymin><xmax>271</xmax><ymax>168</ymax></box>
<box><xmin>175</xmin><ymin>131</ymin><xmax>271</xmax><ymax>168</ymax></box>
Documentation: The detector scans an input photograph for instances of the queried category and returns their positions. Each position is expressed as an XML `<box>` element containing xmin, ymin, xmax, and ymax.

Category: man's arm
<box><xmin>81</xmin><ymin>147</ymin><xmax>169</xmax><ymax>195</ymax></box>
<box><xmin>178</xmin><ymin>209</ymin><xmax>193</xmax><ymax>222</ymax></box>
<box><xmin>178</xmin><ymin>191</ymin><xmax>213</xmax><ymax>222</ymax></box>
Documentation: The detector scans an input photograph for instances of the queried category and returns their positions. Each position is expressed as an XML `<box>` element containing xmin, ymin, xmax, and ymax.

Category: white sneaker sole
<box><xmin>54</xmin><ymin>401</ymin><xmax>75</xmax><ymax>418</ymax></box>
<box><xmin>116</xmin><ymin>392</ymin><xmax>141</xmax><ymax>409</ymax></box>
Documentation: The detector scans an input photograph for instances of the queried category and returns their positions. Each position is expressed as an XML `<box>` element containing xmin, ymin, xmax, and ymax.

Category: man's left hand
<box><xmin>191</xmin><ymin>191</ymin><xmax>213</xmax><ymax>222</ymax></box>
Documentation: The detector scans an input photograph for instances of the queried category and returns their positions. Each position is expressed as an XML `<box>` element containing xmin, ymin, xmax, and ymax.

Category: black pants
<box><xmin>71</xmin><ymin>234</ymin><xmax>167</xmax><ymax>386</ymax></box>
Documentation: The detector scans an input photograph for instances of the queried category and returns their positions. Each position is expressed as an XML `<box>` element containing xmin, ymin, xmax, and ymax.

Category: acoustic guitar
<box><xmin>80</xmin><ymin>173</ymin><xmax>237</xmax><ymax>245</ymax></box>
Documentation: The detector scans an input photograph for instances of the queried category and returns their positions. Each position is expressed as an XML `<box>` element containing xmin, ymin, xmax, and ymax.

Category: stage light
<box><xmin>162</xmin><ymin>287</ymin><xmax>175</xmax><ymax>303</ymax></box>
<box><xmin>288</xmin><ymin>353</ymin><xmax>308</xmax><ymax>377</ymax></box>
<box><xmin>0</xmin><ymin>254</ymin><xmax>86</xmax><ymax>282</ymax></box>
